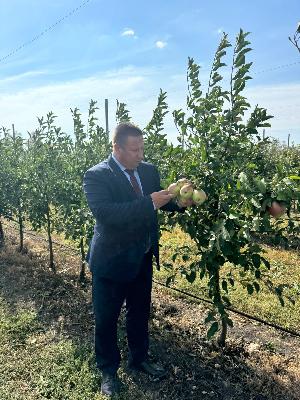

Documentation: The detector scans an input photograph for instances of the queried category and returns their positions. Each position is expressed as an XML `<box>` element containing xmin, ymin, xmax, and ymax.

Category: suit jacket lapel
<box><xmin>107</xmin><ymin>155</ymin><xmax>137</xmax><ymax>199</ymax></box>
<box><xmin>137</xmin><ymin>164</ymin><xmax>151</xmax><ymax>196</ymax></box>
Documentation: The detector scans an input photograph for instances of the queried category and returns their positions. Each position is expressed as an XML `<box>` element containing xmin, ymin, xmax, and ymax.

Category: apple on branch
<box><xmin>167</xmin><ymin>182</ymin><xmax>181</xmax><ymax>196</ymax></box>
<box><xmin>177</xmin><ymin>178</ymin><xmax>192</xmax><ymax>188</ymax></box>
<box><xmin>192</xmin><ymin>189</ymin><xmax>207</xmax><ymax>205</ymax></box>
<box><xmin>179</xmin><ymin>184</ymin><xmax>194</xmax><ymax>200</ymax></box>
<box><xmin>167</xmin><ymin>178</ymin><xmax>208</xmax><ymax>208</ymax></box>
<box><xmin>267</xmin><ymin>201</ymin><xmax>286</xmax><ymax>218</ymax></box>
<box><xmin>177</xmin><ymin>197</ymin><xmax>194</xmax><ymax>208</ymax></box>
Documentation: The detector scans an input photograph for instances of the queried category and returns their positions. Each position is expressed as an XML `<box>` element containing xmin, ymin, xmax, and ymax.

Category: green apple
<box><xmin>168</xmin><ymin>182</ymin><xmax>181</xmax><ymax>196</ymax></box>
<box><xmin>177</xmin><ymin>178</ymin><xmax>192</xmax><ymax>189</ymax></box>
<box><xmin>177</xmin><ymin>197</ymin><xmax>194</xmax><ymax>208</ymax></box>
<box><xmin>180</xmin><ymin>184</ymin><xmax>194</xmax><ymax>200</ymax></box>
<box><xmin>192</xmin><ymin>189</ymin><xmax>207</xmax><ymax>205</ymax></box>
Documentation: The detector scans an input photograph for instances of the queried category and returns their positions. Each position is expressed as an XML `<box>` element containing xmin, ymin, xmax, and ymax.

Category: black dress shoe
<box><xmin>129</xmin><ymin>360</ymin><xmax>167</xmax><ymax>378</ymax></box>
<box><xmin>101</xmin><ymin>373</ymin><xmax>121</xmax><ymax>397</ymax></box>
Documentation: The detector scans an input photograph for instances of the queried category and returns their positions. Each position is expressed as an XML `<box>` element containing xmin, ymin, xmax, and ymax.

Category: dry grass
<box><xmin>0</xmin><ymin>227</ymin><xmax>300</xmax><ymax>399</ymax></box>
<box><xmin>157</xmin><ymin>227</ymin><xmax>300</xmax><ymax>333</ymax></box>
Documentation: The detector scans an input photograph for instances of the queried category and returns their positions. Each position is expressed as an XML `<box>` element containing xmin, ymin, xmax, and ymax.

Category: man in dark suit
<box><xmin>83</xmin><ymin>123</ymin><xmax>189</xmax><ymax>396</ymax></box>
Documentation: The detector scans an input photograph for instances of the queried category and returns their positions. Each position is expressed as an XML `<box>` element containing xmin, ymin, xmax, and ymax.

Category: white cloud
<box><xmin>121</xmin><ymin>28</ymin><xmax>135</xmax><ymax>37</ymax></box>
<box><xmin>155</xmin><ymin>41</ymin><xmax>167</xmax><ymax>49</ymax></box>
<box><xmin>0</xmin><ymin>67</ymin><xmax>299</xmax><ymax>145</ymax></box>
<box><xmin>0</xmin><ymin>70</ymin><xmax>47</xmax><ymax>85</ymax></box>
<box><xmin>0</xmin><ymin>68</ymin><xmax>147</xmax><ymax>138</ymax></box>
<box><xmin>245</xmin><ymin>82</ymin><xmax>300</xmax><ymax>144</ymax></box>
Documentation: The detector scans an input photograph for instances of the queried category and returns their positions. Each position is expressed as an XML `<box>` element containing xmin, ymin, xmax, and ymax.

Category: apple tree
<box><xmin>26</xmin><ymin>112</ymin><xmax>73</xmax><ymax>271</ymax></box>
<box><xmin>0</xmin><ymin>127</ymin><xmax>28</xmax><ymax>250</ymax></box>
<box><xmin>165</xmin><ymin>30</ymin><xmax>298</xmax><ymax>345</ymax></box>
<box><xmin>57</xmin><ymin>100</ymin><xmax>111</xmax><ymax>281</ymax></box>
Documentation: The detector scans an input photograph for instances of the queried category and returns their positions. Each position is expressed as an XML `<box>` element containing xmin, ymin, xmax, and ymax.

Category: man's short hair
<box><xmin>112</xmin><ymin>123</ymin><xmax>143</xmax><ymax>147</ymax></box>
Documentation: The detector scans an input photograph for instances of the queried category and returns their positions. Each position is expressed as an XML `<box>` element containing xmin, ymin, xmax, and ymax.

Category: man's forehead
<box><xmin>126</xmin><ymin>135</ymin><xmax>144</xmax><ymax>146</ymax></box>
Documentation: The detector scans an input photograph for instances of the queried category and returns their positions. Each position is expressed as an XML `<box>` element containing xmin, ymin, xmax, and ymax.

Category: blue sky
<box><xmin>0</xmin><ymin>0</ymin><xmax>299</xmax><ymax>144</ymax></box>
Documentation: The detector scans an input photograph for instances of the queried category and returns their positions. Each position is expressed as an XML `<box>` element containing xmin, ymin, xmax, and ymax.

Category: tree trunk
<box><xmin>18</xmin><ymin>210</ymin><xmax>24</xmax><ymax>252</ymax></box>
<box><xmin>214</xmin><ymin>268</ymin><xmax>228</xmax><ymax>347</ymax></box>
<box><xmin>218</xmin><ymin>318</ymin><xmax>227</xmax><ymax>348</ymax></box>
<box><xmin>78</xmin><ymin>237</ymin><xmax>86</xmax><ymax>283</ymax></box>
<box><xmin>46</xmin><ymin>205</ymin><xmax>55</xmax><ymax>272</ymax></box>
<box><xmin>0</xmin><ymin>216</ymin><xmax>4</xmax><ymax>248</ymax></box>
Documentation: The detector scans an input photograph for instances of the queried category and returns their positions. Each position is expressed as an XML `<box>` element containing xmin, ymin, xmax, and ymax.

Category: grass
<box><xmin>1</xmin><ymin>225</ymin><xmax>300</xmax><ymax>399</ymax></box>
<box><xmin>156</xmin><ymin>227</ymin><xmax>300</xmax><ymax>333</ymax></box>
<box><xmin>0</xmin><ymin>301</ymin><xmax>103</xmax><ymax>400</ymax></box>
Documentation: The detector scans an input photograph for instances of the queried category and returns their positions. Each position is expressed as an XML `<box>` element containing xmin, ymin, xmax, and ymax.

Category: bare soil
<box><xmin>0</xmin><ymin>228</ymin><xmax>299</xmax><ymax>400</ymax></box>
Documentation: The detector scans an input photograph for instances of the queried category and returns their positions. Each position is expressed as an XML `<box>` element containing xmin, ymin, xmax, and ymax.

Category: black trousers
<box><xmin>92</xmin><ymin>250</ymin><xmax>153</xmax><ymax>374</ymax></box>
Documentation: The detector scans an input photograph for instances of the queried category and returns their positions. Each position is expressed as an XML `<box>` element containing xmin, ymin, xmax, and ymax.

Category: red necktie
<box><xmin>125</xmin><ymin>169</ymin><xmax>143</xmax><ymax>197</ymax></box>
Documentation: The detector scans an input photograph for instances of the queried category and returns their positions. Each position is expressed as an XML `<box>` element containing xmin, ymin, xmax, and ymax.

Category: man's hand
<box><xmin>151</xmin><ymin>190</ymin><xmax>175</xmax><ymax>209</ymax></box>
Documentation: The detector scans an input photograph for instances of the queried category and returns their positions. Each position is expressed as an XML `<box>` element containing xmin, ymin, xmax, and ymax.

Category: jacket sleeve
<box><xmin>83</xmin><ymin>169</ymin><xmax>156</xmax><ymax>227</ymax></box>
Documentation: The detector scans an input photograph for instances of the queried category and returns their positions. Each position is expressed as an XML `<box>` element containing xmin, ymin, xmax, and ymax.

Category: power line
<box><xmin>0</xmin><ymin>0</ymin><xmax>92</xmax><ymax>64</ymax></box>
<box><xmin>253</xmin><ymin>60</ymin><xmax>300</xmax><ymax>75</ymax></box>
<box><xmin>120</xmin><ymin>60</ymin><xmax>300</xmax><ymax>103</ymax></box>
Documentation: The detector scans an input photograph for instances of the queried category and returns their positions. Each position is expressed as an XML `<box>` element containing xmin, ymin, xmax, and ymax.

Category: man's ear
<box><xmin>113</xmin><ymin>142</ymin><xmax>121</xmax><ymax>154</ymax></box>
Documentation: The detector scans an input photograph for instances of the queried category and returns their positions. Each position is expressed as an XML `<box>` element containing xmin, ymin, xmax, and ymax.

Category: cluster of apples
<box><xmin>167</xmin><ymin>178</ymin><xmax>207</xmax><ymax>207</ymax></box>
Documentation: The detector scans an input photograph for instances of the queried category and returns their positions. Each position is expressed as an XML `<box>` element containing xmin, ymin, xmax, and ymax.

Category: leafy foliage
<box><xmin>168</xmin><ymin>30</ymin><xmax>299</xmax><ymax>344</ymax></box>
<box><xmin>0</xmin><ymin>31</ymin><xmax>299</xmax><ymax>342</ymax></box>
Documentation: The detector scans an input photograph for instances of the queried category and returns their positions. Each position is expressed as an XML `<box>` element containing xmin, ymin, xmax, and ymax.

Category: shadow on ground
<box><xmin>0</xmin><ymin>235</ymin><xmax>299</xmax><ymax>400</ymax></box>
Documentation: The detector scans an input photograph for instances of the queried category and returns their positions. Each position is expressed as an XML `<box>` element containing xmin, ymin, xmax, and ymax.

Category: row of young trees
<box><xmin>0</xmin><ymin>92</ymin><xmax>172</xmax><ymax>277</ymax></box>
<box><xmin>1</xmin><ymin>30</ymin><xmax>299</xmax><ymax>344</ymax></box>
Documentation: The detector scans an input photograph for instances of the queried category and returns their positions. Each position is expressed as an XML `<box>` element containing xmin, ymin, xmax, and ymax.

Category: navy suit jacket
<box><xmin>83</xmin><ymin>155</ymin><xmax>182</xmax><ymax>282</ymax></box>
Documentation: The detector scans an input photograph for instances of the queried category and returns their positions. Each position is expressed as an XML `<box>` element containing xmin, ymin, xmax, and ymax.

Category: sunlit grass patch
<box><xmin>0</xmin><ymin>297</ymin><xmax>107</xmax><ymax>400</ymax></box>
<box><xmin>157</xmin><ymin>227</ymin><xmax>300</xmax><ymax>332</ymax></box>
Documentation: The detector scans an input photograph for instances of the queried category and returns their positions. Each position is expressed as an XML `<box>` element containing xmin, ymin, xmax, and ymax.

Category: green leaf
<box><xmin>247</xmin><ymin>284</ymin><xmax>254</xmax><ymax>295</ymax></box>
<box><xmin>251</xmin><ymin>198</ymin><xmax>261</xmax><ymax>208</ymax></box>
<box><xmin>205</xmin><ymin>311</ymin><xmax>215</xmax><ymax>323</ymax></box>
<box><xmin>186</xmin><ymin>270</ymin><xmax>196</xmax><ymax>283</ymax></box>
<box><xmin>251</xmin><ymin>254</ymin><xmax>261</xmax><ymax>268</ymax></box>
<box><xmin>255</xmin><ymin>270</ymin><xmax>261</xmax><ymax>279</ymax></box>
<box><xmin>207</xmin><ymin>321</ymin><xmax>219</xmax><ymax>339</ymax></box>
<box><xmin>261</xmin><ymin>257</ymin><xmax>271</xmax><ymax>270</ymax></box>
<box><xmin>228</xmin><ymin>212</ymin><xmax>239</xmax><ymax>219</ymax></box>
<box><xmin>172</xmin><ymin>253</ymin><xmax>178</xmax><ymax>262</ymax></box>
<box><xmin>253</xmin><ymin>282</ymin><xmax>260</xmax><ymax>293</ymax></box>
<box><xmin>200</xmin><ymin>269</ymin><xmax>205</xmax><ymax>279</ymax></box>
<box><xmin>222</xmin><ymin>280</ymin><xmax>228</xmax><ymax>292</ymax></box>
<box><xmin>247</xmin><ymin>162</ymin><xmax>257</xmax><ymax>169</ymax></box>
<box><xmin>221</xmin><ymin>226</ymin><xmax>231</xmax><ymax>241</ymax></box>
<box><xmin>234</xmin><ymin>54</ymin><xmax>245</xmax><ymax>68</ymax></box>
<box><xmin>166</xmin><ymin>275</ymin><xmax>175</xmax><ymax>287</ymax></box>
<box><xmin>254</xmin><ymin>178</ymin><xmax>267</xmax><ymax>194</ymax></box>
<box><xmin>278</xmin><ymin>297</ymin><xmax>285</xmax><ymax>307</ymax></box>
<box><xmin>200</xmin><ymin>142</ymin><xmax>207</xmax><ymax>161</ymax></box>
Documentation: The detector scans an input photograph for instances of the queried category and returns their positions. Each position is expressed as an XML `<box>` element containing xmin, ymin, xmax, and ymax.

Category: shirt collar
<box><xmin>111</xmin><ymin>153</ymin><xmax>136</xmax><ymax>172</ymax></box>
<box><xmin>112</xmin><ymin>153</ymin><xmax>129</xmax><ymax>172</ymax></box>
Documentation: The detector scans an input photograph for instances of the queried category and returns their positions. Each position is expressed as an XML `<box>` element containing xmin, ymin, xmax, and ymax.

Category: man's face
<box><xmin>114</xmin><ymin>135</ymin><xmax>144</xmax><ymax>169</ymax></box>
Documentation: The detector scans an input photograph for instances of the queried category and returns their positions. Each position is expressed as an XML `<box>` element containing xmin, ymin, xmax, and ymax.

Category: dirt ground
<box><xmin>0</xmin><ymin>228</ymin><xmax>300</xmax><ymax>400</ymax></box>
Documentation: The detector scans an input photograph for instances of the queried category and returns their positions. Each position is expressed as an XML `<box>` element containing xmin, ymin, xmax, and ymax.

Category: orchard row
<box><xmin>1</xmin><ymin>30</ymin><xmax>299</xmax><ymax>343</ymax></box>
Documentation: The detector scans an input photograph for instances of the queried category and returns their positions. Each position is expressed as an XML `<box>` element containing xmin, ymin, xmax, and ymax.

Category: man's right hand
<box><xmin>151</xmin><ymin>190</ymin><xmax>175</xmax><ymax>209</ymax></box>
